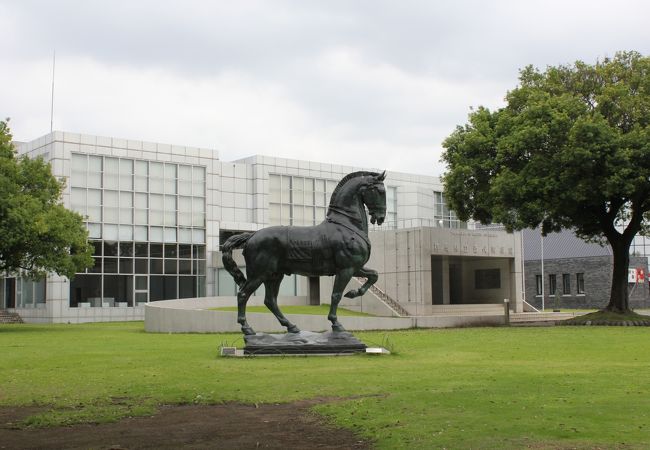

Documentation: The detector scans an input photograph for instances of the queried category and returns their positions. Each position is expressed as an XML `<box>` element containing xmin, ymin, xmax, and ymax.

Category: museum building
<box><xmin>2</xmin><ymin>131</ymin><xmax>523</xmax><ymax>323</ymax></box>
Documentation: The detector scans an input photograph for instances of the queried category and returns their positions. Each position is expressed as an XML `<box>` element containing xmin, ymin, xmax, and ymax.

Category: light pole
<box><xmin>539</xmin><ymin>229</ymin><xmax>544</xmax><ymax>312</ymax></box>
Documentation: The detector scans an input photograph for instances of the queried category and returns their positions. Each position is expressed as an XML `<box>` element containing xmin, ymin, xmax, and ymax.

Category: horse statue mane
<box><xmin>328</xmin><ymin>171</ymin><xmax>382</xmax><ymax>208</ymax></box>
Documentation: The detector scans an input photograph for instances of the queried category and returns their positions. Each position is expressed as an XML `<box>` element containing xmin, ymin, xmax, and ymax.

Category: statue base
<box><xmin>243</xmin><ymin>330</ymin><xmax>367</xmax><ymax>355</ymax></box>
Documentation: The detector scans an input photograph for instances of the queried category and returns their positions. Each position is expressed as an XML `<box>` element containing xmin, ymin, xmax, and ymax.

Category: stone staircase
<box><xmin>0</xmin><ymin>309</ymin><xmax>24</xmax><ymax>324</ymax></box>
<box><xmin>356</xmin><ymin>277</ymin><xmax>410</xmax><ymax>316</ymax></box>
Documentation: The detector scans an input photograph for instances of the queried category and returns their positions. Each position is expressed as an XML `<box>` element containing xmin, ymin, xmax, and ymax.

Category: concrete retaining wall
<box><xmin>144</xmin><ymin>297</ymin><xmax>505</xmax><ymax>333</ymax></box>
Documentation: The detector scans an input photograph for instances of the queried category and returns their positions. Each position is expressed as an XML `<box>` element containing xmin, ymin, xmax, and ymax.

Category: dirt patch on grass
<box><xmin>0</xmin><ymin>401</ymin><xmax>372</xmax><ymax>449</ymax></box>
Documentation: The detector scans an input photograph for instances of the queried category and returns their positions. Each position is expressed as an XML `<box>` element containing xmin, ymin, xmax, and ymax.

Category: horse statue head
<box><xmin>327</xmin><ymin>170</ymin><xmax>387</xmax><ymax>231</ymax></box>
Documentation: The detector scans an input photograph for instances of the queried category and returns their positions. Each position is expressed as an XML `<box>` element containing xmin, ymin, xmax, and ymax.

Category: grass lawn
<box><xmin>209</xmin><ymin>304</ymin><xmax>373</xmax><ymax>316</ymax></box>
<box><xmin>2</xmin><ymin>322</ymin><xmax>650</xmax><ymax>449</ymax></box>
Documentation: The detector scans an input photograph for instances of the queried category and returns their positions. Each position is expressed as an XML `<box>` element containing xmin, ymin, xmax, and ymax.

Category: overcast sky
<box><xmin>1</xmin><ymin>0</ymin><xmax>649</xmax><ymax>175</ymax></box>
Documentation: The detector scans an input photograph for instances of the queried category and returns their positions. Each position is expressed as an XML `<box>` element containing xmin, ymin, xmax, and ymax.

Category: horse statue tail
<box><xmin>221</xmin><ymin>232</ymin><xmax>254</xmax><ymax>288</ymax></box>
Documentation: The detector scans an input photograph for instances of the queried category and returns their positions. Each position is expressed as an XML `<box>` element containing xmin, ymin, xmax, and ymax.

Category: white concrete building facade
<box><xmin>2</xmin><ymin>131</ymin><xmax>522</xmax><ymax>322</ymax></box>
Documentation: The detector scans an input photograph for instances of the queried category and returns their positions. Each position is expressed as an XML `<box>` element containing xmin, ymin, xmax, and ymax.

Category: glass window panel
<box><xmin>315</xmin><ymin>207</ymin><xmax>326</xmax><ymax>221</ymax></box>
<box><xmin>71</xmin><ymin>170</ymin><xmax>87</xmax><ymax>187</ymax></box>
<box><xmin>87</xmin><ymin>223</ymin><xmax>102</xmax><ymax>239</ymax></box>
<box><xmin>104</xmin><ymin>190</ymin><xmax>118</xmax><ymax>206</ymax></box>
<box><xmin>293</xmin><ymin>206</ymin><xmax>304</xmax><ymax>222</ymax></box>
<box><xmin>293</xmin><ymin>189</ymin><xmax>303</xmax><ymax>205</ymax></box>
<box><xmin>135</xmin><ymin>292</ymin><xmax>148</xmax><ymax>304</ymax></box>
<box><xmin>164</xmin><ymin>196</ymin><xmax>176</xmax><ymax>211</ymax></box>
<box><xmin>165</xmin><ymin>211</ymin><xmax>177</xmax><ymax>226</ymax></box>
<box><xmin>315</xmin><ymin>179</ymin><xmax>325</xmax><ymax>192</ymax></box>
<box><xmin>135</xmin><ymin>276</ymin><xmax>147</xmax><ymax>290</ymax></box>
<box><xmin>134</xmin><ymin>209</ymin><xmax>148</xmax><ymax>224</ymax></box>
<box><xmin>179</xmin><ymin>196</ymin><xmax>192</xmax><ymax>212</ymax></box>
<box><xmin>71</xmin><ymin>187</ymin><xmax>86</xmax><ymax>207</ymax></box>
<box><xmin>192</xmin><ymin>212</ymin><xmax>204</xmax><ymax>227</ymax></box>
<box><xmin>104</xmin><ymin>173</ymin><xmax>119</xmax><ymax>189</ymax></box>
<box><xmin>178</xmin><ymin>180</ymin><xmax>192</xmax><ymax>195</ymax></box>
<box><xmin>179</xmin><ymin>276</ymin><xmax>196</xmax><ymax>298</ymax></box>
<box><xmin>87</xmin><ymin>189</ymin><xmax>101</xmax><ymax>205</ymax></box>
<box><xmin>104</xmin><ymin>257</ymin><xmax>118</xmax><ymax>273</ymax></box>
<box><xmin>104</xmin><ymin>224</ymin><xmax>118</xmax><ymax>240</ymax></box>
<box><xmin>218</xmin><ymin>269</ymin><xmax>237</xmax><ymax>296</ymax></box>
<box><xmin>119</xmin><ymin>208</ymin><xmax>132</xmax><ymax>224</ymax></box>
<box><xmin>119</xmin><ymin>242</ymin><xmax>133</xmax><ymax>256</ymax></box>
<box><xmin>315</xmin><ymin>193</ymin><xmax>325</xmax><ymax>207</ymax></box>
<box><xmin>87</xmin><ymin>172</ymin><xmax>101</xmax><ymax>189</ymax></box>
<box><xmin>120</xmin><ymin>192</ymin><xmax>133</xmax><ymax>207</ymax></box>
<box><xmin>134</xmin><ymin>175</ymin><xmax>148</xmax><ymax>192</ymax></box>
<box><xmin>89</xmin><ymin>257</ymin><xmax>102</xmax><ymax>273</ymax></box>
<box><xmin>192</xmin><ymin>181</ymin><xmax>205</xmax><ymax>197</ymax></box>
<box><xmin>192</xmin><ymin>229</ymin><xmax>205</xmax><ymax>244</ymax></box>
<box><xmin>178</xmin><ymin>165</ymin><xmax>192</xmax><ymax>180</ymax></box>
<box><xmin>194</xmin><ymin>260</ymin><xmax>206</xmax><ymax>275</ymax></box>
<box><xmin>135</xmin><ymin>258</ymin><xmax>148</xmax><ymax>274</ymax></box>
<box><xmin>164</xmin><ymin>259</ymin><xmax>177</xmax><ymax>274</ymax></box>
<box><xmin>150</xmin><ymin>226</ymin><xmax>163</xmax><ymax>242</ymax></box>
<box><xmin>71</xmin><ymin>154</ymin><xmax>87</xmax><ymax>170</ymax></box>
<box><xmin>91</xmin><ymin>241</ymin><xmax>102</xmax><ymax>256</ymax></box>
<box><xmin>120</xmin><ymin>258</ymin><xmax>133</xmax><ymax>274</ymax></box>
<box><xmin>193</xmin><ymin>166</ymin><xmax>205</xmax><ymax>181</ymax></box>
<box><xmin>104</xmin><ymin>157</ymin><xmax>119</xmax><ymax>173</ymax></box>
<box><xmin>150</xmin><ymin>177</ymin><xmax>164</xmax><ymax>193</ymax></box>
<box><xmin>178</xmin><ymin>228</ymin><xmax>192</xmax><ymax>243</ymax></box>
<box><xmin>104</xmin><ymin>207</ymin><xmax>118</xmax><ymax>223</ymax></box>
<box><xmin>104</xmin><ymin>241</ymin><xmax>118</xmax><ymax>256</ymax></box>
<box><xmin>179</xmin><ymin>260</ymin><xmax>192</xmax><ymax>275</ymax></box>
<box><xmin>134</xmin><ymin>193</ymin><xmax>147</xmax><ymax>208</ymax></box>
<box><xmin>135</xmin><ymin>242</ymin><xmax>148</xmax><ymax>257</ymax></box>
<box><xmin>164</xmin><ymin>179</ymin><xmax>176</xmax><ymax>194</ymax></box>
<box><xmin>179</xmin><ymin>212</ymin><xmax>192</xmax><ymax>226</ymax></box>
<box><xmin>120</xmin><ymin>159</ymin><xmax>133</xmax><ymax>174</ymax></box>
<box><xmin>150</xmin><ymin>162</ymin><xmax>163</xmax><ymax>177</ymax></box>
<box><xmin>135</xmin><ymin>160</ymin><xmax>148</xmax><ymax>175</ymax></box>
<box><xmin>150</xmin><ymin>211</ymin><xmax>163</xmax><ymax>226</ymax></box>
<box><xmin>281</xmin><ymin>184</ymin><xmax>291</xmax><ymax>203</ymax></box>
<box><xmin>165</xmin><ymin>164</ymin><xmax>177</xmax><ymax>179</ymax></box>
<box><xmin>269</xmin><ymin>204</ymin><xmax>281</xmax><ymax>224</ymax></box>
<box><xmin>305</xmin><ymin>206</ymin><xmax>314</xmax><ymax>224</ymax></box>
<box><xmin>119</xmin><ymin>225</ymin><xmax>133</xmax><ymax>241</ymax></box>
<box><xmin>165</xmin><ymin>244</ymin><xmax>177</xmax><ymax>258</ymax></box>
<box><xmin>192</xmin><ymin>197</ymin><xmax>204</xmax><ymax>212</ymax></box>
<box><xmin>120</xmin><ymin>174</ymin><xmax>133</xmax><ymax>191</ymax></box>
<box><xmin>88</xmin><ymin>155</ymin><xmax>102</xmax><ymax>172</ymax></box>
<box><xmin>150</xmin><ymin>243</ymin><xmax>163</xmax><ymax>257</ymax></box>
<box><xmin>193</xmin><ymin>245</ymin><xmax>206</xmax><ymax>259</ymax></box>
<box><xmin>326</xmin><ymin>180</ymin><xmax>337</xmax><ymax>193</ymax></box>
<box><xmin>164</xmin><ymin>227</ymin><xmax>177</xmax><ymax>242</ymax></box>
<box><xmin>150</xmin><ymin>194</ymin><xmax>163</xmax><ymax>210</ymax></box>
<box><xmin>150</xmin><ymin>259</ymin><xmax>163</xmax><ymax>274</ymax></box>
<box><xmin>179</xmin><ymin>244</ymin><xmax>192</xmax><ymax>258</ymax></box>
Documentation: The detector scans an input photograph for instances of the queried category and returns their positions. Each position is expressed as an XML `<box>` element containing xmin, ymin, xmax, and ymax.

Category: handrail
<box><xmin>356</xmin><ymin>277</ymin><xmax>410</xmax><ymax>317</ymax></box>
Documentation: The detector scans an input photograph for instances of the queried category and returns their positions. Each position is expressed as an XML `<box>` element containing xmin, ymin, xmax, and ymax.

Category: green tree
<box><xmin>442</xmin><ymin>51</ymin><xmax>650</xmax><ymax>313</ymax></box>
<box><xmin>0</xmin><ymin>120</ymin><xmax>93</xmax><ymax>279</ymax></box>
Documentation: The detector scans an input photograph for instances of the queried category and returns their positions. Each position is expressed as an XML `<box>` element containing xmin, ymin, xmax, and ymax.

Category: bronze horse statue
<box><xmin>222</xmin><ymin>171</ymin><xmax>387</xmax><ymax>335</ymax></box>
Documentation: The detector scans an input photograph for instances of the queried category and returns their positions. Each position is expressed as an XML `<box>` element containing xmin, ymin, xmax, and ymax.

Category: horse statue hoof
<box><xmin>287</xmin><ymin>325</ymin><xmax>301</xmax><ymax>334</ymax></box>
<box><xmin>331</xmin><ymin>323</ymin><xmax>346</xmax><ymax>332</ymax></box>
<box><xmin>241</xmin><ymin>326</ymin><xmax>256</xmax><ymax>336</ymax></box>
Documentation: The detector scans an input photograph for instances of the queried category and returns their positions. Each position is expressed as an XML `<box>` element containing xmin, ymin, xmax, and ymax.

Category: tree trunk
<box><xmin>605</xmin><ymin>237</ymin><xmax>632</xmax><ymax>312</ymax></box>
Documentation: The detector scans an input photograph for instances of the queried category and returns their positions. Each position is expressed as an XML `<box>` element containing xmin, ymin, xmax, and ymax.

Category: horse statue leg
<box><xmin>263</xmin><ymin>277</ymin><xmax>300</xmax><ymax>333</ymax></box>
<box><xmin>237</xmin><ymin>277</ymin><xmax>263</xmax><ymax>335</ymax></box>
<box><xmin>344</xmin><ymin>266</ymin><xmax>378</xmax><ymax>299</ymax></box>
<box><xmin>328</xmin><ymin>268</ymin><xmax>355</xmax><ymax>332</ymax></box>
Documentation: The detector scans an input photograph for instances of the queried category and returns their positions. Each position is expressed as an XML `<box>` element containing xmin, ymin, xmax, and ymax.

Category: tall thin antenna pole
<box><xmin>50</xmin><ymin>50</ymin><xmax>55</xmax><ymax>133</ymax></box>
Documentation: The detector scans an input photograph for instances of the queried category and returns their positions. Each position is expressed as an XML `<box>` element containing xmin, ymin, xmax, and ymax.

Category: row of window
<box><xmin>269</xmin><ymin>174</ymin><xmax>398</xmax><ymax>227</ymax></box>
<box><xmin>71</xmin><ymin>154</ymin><xmax>206</xmax><ymax>196</ymax></box>
<box><xmin>535</xmin><ymin>273</ymin><xmax>585</xmax><ymax>296</ymax></box>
